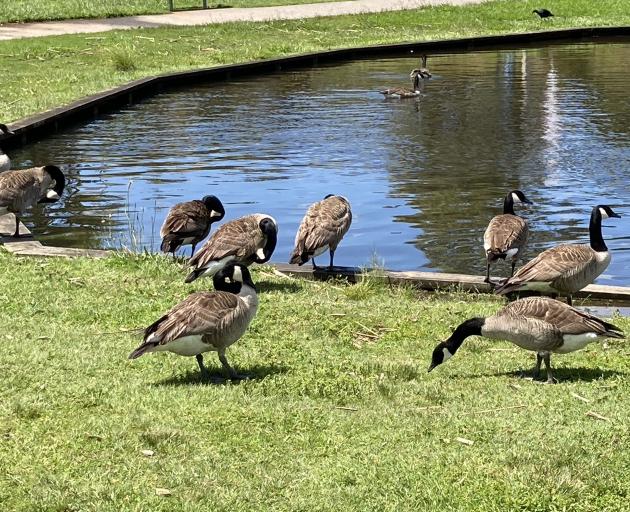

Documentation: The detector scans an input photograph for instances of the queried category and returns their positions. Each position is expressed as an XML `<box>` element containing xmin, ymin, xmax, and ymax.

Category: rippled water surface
<box><xmin>10</xmin><ymin>41</ymin><xmax>630</xmax><ymax>284</ymax></box>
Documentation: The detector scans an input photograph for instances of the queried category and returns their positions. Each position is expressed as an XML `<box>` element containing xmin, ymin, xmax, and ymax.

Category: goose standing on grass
<box><xmin>428</xmin><ymin>296</ymin><xmax>624</xmax><ymax>383</ymax></box>
<box><xmin>185</xmin><ymin>213</ymin><xmax>278</xmax><ymax>283</ymax></box>
<box><xmin>533</xmin><ymin>8</ymin><xmax>554</xmax><ymax>19</ymax></box>
<box><xmin>289</xmin><ymin>194</ymin><xmax>352</xmax><ymax>270</ymax></box>
<box><xmin>0</xmin><ymin>165</ymin><xmax>65</xmax><ymax>237</ymax></box>
<box><xmin>379</xmin><ymin>69</ymin><xmax>423</xmax><ymax>99</ymax></box>
<box><xmin>495</xmin><ymin>205</ymin><xmax>621</xmax><ymax>305</ymax></box>
<box><xmin>418</xmin><ymin>55</ymin><xmax>431</xmax><ymax>79</ymax></box>
<box><xmin>129</xmin><ymin>263</ymin><xmax>258</xmax><ymax>380</ymax></box>
<box><xmin>0</xmin><ymin>123</ymin><xmax>13</xmax><ymax>172</ymax></box>
<box><xmin>160</xmin><ymin>195</ymin><xmax>225</xmax><ymax>258</ymax></box>
<box><xmin>483</xmin><ymin>190</ymin><xmax>532</xmax><ymax>283</ymax></box>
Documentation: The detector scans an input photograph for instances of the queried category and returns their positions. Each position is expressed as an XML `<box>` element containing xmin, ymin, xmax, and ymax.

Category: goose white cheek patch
<box><xmin>211</xmin><ymin>210</ymin><xmax>221</xmax><ymax>218</ymax></box>
<box><xmin>46</xmin><ymin>190</ymin><xmax>60</xmax><ymax>200</ymax></box>
<box><xmin>256</xmin><ymin>248</ymin><xmax>266</xmax><ymax>260</ymax></box>
<box><xmin>233</xmin><ymin>265</ymin><xmax>243</xmax><ymax>283</ymax></box>
<box><xmin>599</xmin><ymin>208</ymin><xmax>609</xmax><ymax>219</ymax></box>
<box><xmin>442</xmin><ymin>348</ymin><xmax>453</xmax><ymax>362</ymax></box>
<box><xmin>512</xmin><ymin>192</ymin><xmax>521</xmax><ymax>203</ymax></box>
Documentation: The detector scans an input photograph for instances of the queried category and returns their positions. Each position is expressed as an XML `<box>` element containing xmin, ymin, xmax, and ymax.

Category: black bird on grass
<box><xmin>533</xmin><ymin>9</ymin><xmax>554</xmax><ymax>19</ymax></box>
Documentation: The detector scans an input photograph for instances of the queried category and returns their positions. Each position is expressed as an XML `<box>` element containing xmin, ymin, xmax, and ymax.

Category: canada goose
<box><xmin>185</xmin><ymin>213</ymin><xmax>278</xmax><ymax>283</ymax></box>
<box><xmin>533</xmin><ymin>8</ymin><xmax>554</xmax><ymax>19</ymax></box>
<box><xmin>160</xmin><ymin>195</ymin><xmax>225</xmax><ymax>258</ymax></box>
<box><xmin>428</xmin><ymin>296</ymin><xmax>623</xmax><ymax>383</ymax></box>
<box><xmin>289</xmin><ymin>194</ymin><xmax>352</xmax><ymax>270</ymax></box>
<box><xmin>0</xmin><ymin>123</ymin><xmax>13</xmax><ymax>172</ymax></box>
<box><xmin>483</xmin><ymin>190</ymin><xmax>532</xmax><ymax>283</ymax></box>
<box><xmin>418</xmin><ymin>55</ymin><xmax>431</xmax><ymax>79</ymax></box>
<box><xmin>495</xmin><ymin>205</ymin><xmax>621</xmax><ymax>305</ymax></box>
<box><xmin>129</xmin><ymin>262</ymin><xmax>258</xmax><ymax>380</ymax></box>
<box><xmin>379</xmin><ymin>69</ymin><xmax>423</xmax><ymax>99</ymax></box>
<box><xmin>0</xmin><ymin>165</ymin><xmax>66</xmax><ymax>237</ymax></box>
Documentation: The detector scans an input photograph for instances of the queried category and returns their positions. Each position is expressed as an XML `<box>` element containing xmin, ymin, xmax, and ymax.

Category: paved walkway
<box><xmin>0</xmin><ymin>0</ymin><xmax>487</xmax><ymax>41</ymax></box>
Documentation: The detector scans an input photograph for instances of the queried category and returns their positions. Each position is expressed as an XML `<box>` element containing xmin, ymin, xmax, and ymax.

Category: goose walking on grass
<box><xmin>289</xmin><ymin>194</ymin><xmax>352</xmax><ymax>270</ymax></box>
<box><xmin>0</xmin><ymin>123</ymin><xmax>13</xmax><ymax>172</ymax></box>
<box><xmin>0</xmin><ymin>165</ymin><xmax>66</xmax><ymax>237</ymax></box>
<box><xmin>129</xmin><ymin>263</ymin><xmax>258</xmax><ymax>380</ymax></box>
<box><xmin>160</xmin><ymin>195</ymin><xmax>225</xmax><ymax>258</ymax></box>
<box><xmin>379</xmin><ymin>69</ymin><xmax>424</xmax><ymax>99</ymax></box>
<box><xmin>495</xmin><ymin>205</ymin><xmax>621</xmax><ymax>305</ymax></box>
<box><xmin>428</xmin><ymin>296</ymin><xmax>624</xmax><ymax>383</ymax></box>
<box><xmin>483</xmin><ymin>190</ymin><xmax>532</xmax><ymax>283</ymax></box>
<box><xmin>185</xmin><ymin>213</ymin><xmax>278</xmax><ymax>283</ymax></box>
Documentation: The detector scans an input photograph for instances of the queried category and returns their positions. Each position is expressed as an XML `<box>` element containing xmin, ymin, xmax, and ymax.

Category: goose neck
<box><xmin>589</xmin><ymin>208</ymin><xmax>607</xmax><ymax>252</ymax></box>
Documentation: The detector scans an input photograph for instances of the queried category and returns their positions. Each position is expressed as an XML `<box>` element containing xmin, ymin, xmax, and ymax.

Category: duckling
<box><xmin>428</xmin><ymin>296</ymin><xmax>623</xmax><ymax>383</ymax></box>
<box><xmin>289</xmin><ymin>194</ymin><xmax>352</xmax><ymax>270</ymax></box>
<box><xmin>0</xmin><ymin>165</ymin><xmax>65</xmax><ymax>237</ymax></box>
<box><xmin>379</xmin><ymin>69</ymin><xmax>423</xmax><ymax>99</ymax></box>
<box><xmin>495</xmin><ymin>206</ymin><xmax>621</xmax><ymax>305</ymax></box>
<box><xmin>129</xmin><ymin>262</ymin><xmax>258</xmax><ymax>380</ymax></box>
<box><xmin>160</xmin><ymin>195</ymin><xmax>225</xmax><ymax>258</ymax></box>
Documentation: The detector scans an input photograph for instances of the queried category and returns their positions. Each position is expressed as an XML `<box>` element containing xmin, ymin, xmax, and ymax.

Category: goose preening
<box><xmin>483</xmin><ymin>190</ymin><xmax>532</xmax><ymax>283</ymax></box>
<box><xmin>129</xmin><ymin>262</ymin><xmax>258</xmax><ymax>380</ymax></box>
<box><xmin>428</xmin><ymin>296</ymin><xmax>624</xmax><ymax>383</ymax></box>
<box><xmin>0</xmin><ymin>123</ymin><xmax>13</xmax><ymax>172</ymax></box>
<box><xmin>289</xmin><ymin>194</ymin><xmax>352</xmax><ymax>270</ymax></box>
<box><xmin>185</xmin><ymin>213</ymin><xmax>278</xmax><ymax>283</ymax></box>
<box><xmin>0</xmin><ymin>165</ymin><xmax>66</xmax><ymax>237</ymax></box>
<box><xmin>379</xmin><ymin>69</ymin><xmax>424</xmax><ymax>99</ymax></box>
<box><xmin>495</xmin><ymin>205</ymin><xmax>621</xmax><ymax>305</ymax></box>
<box><xmin>533</xmin><ymin>8</ymin><xmax>554</xmax><ymax>19</ymax></box>
<box><xmin>160</xmin><ymin>195</ymin><xmax>225</xmax><ymax>258</ymax></box>
<box><xmin>418</xmin><ymin>54</ymin><xmax>431</xmax><ymax>79</ymax></box>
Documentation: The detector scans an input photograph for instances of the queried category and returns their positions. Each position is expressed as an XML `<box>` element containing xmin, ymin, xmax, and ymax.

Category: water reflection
<box><xmin>9</xmin><ymin>41</ymin><xmax>630</xmax><ymax>285</ymax></box>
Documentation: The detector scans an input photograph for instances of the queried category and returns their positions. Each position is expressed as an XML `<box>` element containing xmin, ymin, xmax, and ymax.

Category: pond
<box><xmin>10</xmin><ymin>41</ymin><xmax>630</xmax><ymax>285</ymax></box>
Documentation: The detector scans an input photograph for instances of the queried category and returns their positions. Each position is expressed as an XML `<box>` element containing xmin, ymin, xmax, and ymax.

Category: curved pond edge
<box><xmin>2</xmin><ymin>26</ymin><xmax>630</xmax><ymax>149</ymax></box>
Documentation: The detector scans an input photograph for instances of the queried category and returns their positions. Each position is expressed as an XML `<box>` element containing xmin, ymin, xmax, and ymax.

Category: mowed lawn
<box><xmin>0</xmin><ymin>0</ymin><xmax>342</xmax><ymax>24</ymax></box>
<box><xmin>3</xmin><ymin>0</ymin><xmax>630</xmax><ymax>122</ymax></box>
<box><xmin>0</xmin><ymin>252</ymin><xmax>628</xmax><ymax>511</ymax></box>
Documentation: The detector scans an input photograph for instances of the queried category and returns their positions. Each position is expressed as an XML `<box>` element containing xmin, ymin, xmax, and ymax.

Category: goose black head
<box><xmin>213</xmin><ymin>262</ymin><xmax>256</xmax><ymax>294</ymax></box>
<box><xmin>0</xmin><ymin>123</ymin><xmax>14</xmax><ymax>136</ymax></box>
<box><xmin>503</xmin><ymin>189</ymin><xmax>532</xmax><ymax>214</ymax></box>
<box><xmin>509</xmin><ymin>190</ymin><xmax>532</xmax><ymax>205</ymax></box>
<box><xmin>38</xmin><ymin>165</ymin><xmax>66</xmax><ymax>204</ymax></box>
<box><xmin>595</xmin><ymin>205</ymin><xmax>621</xmax><ymax>220</ymax></box>
<box><xmin>256</xmin><ymin>217</ymin><xmax>277</xmax><ymax>263</ymax></box>
<box><xmin>202</xmin><ymin>195</ymin><xmax>225</xmax><ymax>222</ymax></box>
<box><xmin>428</xmin><ymin>318</ymin><xmax>485</xmax><ymax>373</ymax></box>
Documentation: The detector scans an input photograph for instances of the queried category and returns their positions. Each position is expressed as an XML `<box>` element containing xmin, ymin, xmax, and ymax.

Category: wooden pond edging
<box><xmin>2</xmin><ymin>26</ymin><xmax>630</xmax><ymax>149</ymax></box>
<box><xmin>2</xmin><ymin>212</ymin><xmax>630</xmax><ymax>305</ymax></box>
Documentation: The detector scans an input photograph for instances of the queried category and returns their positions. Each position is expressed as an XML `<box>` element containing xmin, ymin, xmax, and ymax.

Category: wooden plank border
<box><xmin>2</xmin><ymin>27</ymin><xmax>630</xmax><ymax>148</ymax></box>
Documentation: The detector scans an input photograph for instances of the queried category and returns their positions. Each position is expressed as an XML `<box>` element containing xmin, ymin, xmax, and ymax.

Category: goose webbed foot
<box><xmin>542</xmin><ymin>353</ymin><xmax>557</xmax><ymax>384</ymax></box>
<box><xmin>218</xmin><ymin>351</ymin><xmax>247</xmax><ymax>381</ymax></box>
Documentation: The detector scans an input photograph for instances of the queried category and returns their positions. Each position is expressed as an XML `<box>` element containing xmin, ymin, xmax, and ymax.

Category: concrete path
<box><xmin>0</xmin><ymin>0</ymin><xmax>487</xmax><ymax>41</ymax></box>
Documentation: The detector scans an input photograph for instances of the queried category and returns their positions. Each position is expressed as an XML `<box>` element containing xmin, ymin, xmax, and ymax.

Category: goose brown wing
<box><xmin>189</xmin><ymin>216</ymin><xmax>262</xmax><ymax>267</ymax></box>
<box><xmin>160</xmin><ymin>200</ymin><xmax>210</xmax><ymax>238</ymax></box>
<box><xmin>502</xmin><ymin>297</ymin><xmax>623</xmax><ymax>337</ymax></box>
<box><xmin>0</xmin><ymin>170</ymin><xmax>38</xmax><ymax>208</ymax></box>
<box><xmin>508</xmin><ymin>244</ymin><xmax>595</xmax><ymax>284</ymax></box>
<box><xmin>484</xmin><ymin>214</ymin><xmax>527</xmax><ymax>253</ymax></box>
<box><xmin>296</xmin><ymin>198</ymin><xmax>352</xmax><ymax>253</ymax></box>
<box><xmin>143</xmin><ymin>291</ymin><xmax>240</xmax><ymax>346</ymax></box>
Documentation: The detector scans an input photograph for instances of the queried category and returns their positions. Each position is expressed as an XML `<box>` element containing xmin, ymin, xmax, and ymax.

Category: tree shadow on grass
<box><xmin>464</xmin><ymin>366</ymin><xmax>625</xmax><ymax>383</ymax></box>
<box><xmin>153</xmin><ymin>362</ymin><xmax>289</xmax><ymax>387</ymax></box>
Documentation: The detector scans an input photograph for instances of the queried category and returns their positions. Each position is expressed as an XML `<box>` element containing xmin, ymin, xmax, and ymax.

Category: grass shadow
<box><xmin>464</xmin><ymin>366</ymin><xmax>625</xmax><ymax>383</ymax></box>
<box><xmin>256</xmin><ymin>280</ymin><xmax>303</xmax><ymax>294</ymax></box>
<box><xmin>154</xmin><ymin>362</ymin><xmax>289</xmax><ymax>387</ymax></box>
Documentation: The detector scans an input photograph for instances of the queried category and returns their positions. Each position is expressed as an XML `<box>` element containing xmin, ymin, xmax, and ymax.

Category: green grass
<box><xmin>2</xmin><ymin>0</ymin><xmax>630</xmax><ymax>122</ymax></box>
<box><xmin>0</xmin><ymin>0</ymin><xmax>342</xmax><ymax>24</ymax></box>
<box><xmin>0</xmin><ymin>251</ymin><xmax>628</xmax><ymax>511</ymax></box>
